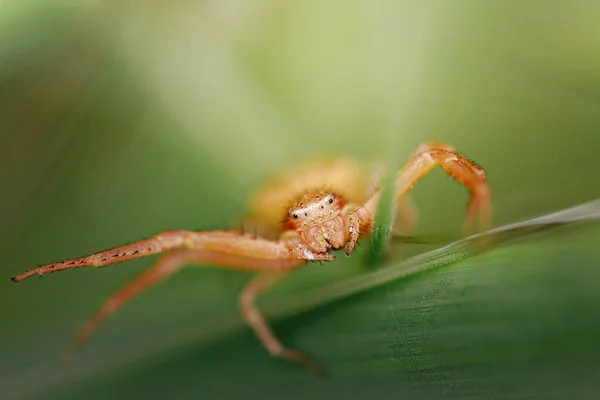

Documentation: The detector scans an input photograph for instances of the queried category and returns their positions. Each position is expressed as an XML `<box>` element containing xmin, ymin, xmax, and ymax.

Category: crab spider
<box><xmin>11</xmin><ymin>142</ymin><xmax>491</xmax><ymax>374</ymax></box>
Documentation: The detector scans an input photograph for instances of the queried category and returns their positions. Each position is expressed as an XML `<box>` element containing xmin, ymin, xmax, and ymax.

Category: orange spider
<box><xmin>11</xmin><ymin>142</ymin><xmax>491</xmax><ymax>374</ymax></box>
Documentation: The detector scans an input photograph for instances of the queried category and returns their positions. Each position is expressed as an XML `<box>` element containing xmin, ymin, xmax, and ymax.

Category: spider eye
<box><xmin>328</xmin><ymin>197</ymin><xmax>334</xmax><ymax>204</ymax></box>
<box><xmin>293</xmin><ymin>214</ymin><xmax>298</xmax><ymax>219</ymax></box>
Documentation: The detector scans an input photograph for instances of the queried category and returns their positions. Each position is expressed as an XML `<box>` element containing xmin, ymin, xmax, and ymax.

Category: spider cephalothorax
<box><xmin>11</xmin><ymin>142</ymin><xmax>491</xmax><ymax>374</ymax></box>
<box><xmin>283</xmin><ymin>191</ymin><xmax>349</xmax><ymax>254</ymax></box>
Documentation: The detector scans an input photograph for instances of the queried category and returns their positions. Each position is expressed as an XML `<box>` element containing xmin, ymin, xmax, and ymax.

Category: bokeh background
<box><xmin>2</xmin><ymin>1</ymin><xmax>600</xmax><ymax>399</ymax></box>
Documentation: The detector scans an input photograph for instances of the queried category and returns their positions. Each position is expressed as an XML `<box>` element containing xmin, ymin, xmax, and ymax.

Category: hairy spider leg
<box><xmin>12</xmin><ymin>230</ymin><xmax>303</xmax><ymax>282</ymax></box>
<box><xmin>344</xmin><ymin>142</ymin><xmax>491</xmax><ymax>255</ymax></box>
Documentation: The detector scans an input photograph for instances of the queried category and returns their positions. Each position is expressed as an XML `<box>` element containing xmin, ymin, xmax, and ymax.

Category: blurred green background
<box><xmin>2</xmin><ymin>1</ymin><xmax>600</xmax><ymax>399</ymax></box>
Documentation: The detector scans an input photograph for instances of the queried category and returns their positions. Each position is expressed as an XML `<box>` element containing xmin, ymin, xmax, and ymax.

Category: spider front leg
<box><xmin>12</xmin><ymin>230</ymin><xmax>311</xmax><ymax>283</ymax></box>
<box><xmin>11</xmin><ymin>230</ymin><xmax>198</xmax><ymax>282</ymax></box>
<box><xmin>344</xmin><ymin>142</ymin><xmax>491</xmax><ymax>256</ymax></box>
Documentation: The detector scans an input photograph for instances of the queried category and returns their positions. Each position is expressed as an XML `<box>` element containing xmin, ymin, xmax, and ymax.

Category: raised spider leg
<box><xmin>240</xmin><ymin>271</ymin><xmax>326</xmax><ymax>375</ymax></box>
<box><xmin>344</xmin><ymin>142</ymin><xmax>491</xmax><ymax>255</ymax></box>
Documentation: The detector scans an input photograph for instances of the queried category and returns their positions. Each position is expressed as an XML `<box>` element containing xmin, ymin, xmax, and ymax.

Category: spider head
<box><xmin>285</xmin><ymin>191</ymin><xmax>347</xmax><ymax>253</ymax></box>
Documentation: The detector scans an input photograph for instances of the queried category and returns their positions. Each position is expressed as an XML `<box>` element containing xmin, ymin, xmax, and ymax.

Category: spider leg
<box><xmin>11</xmin><ymin>230</ymin><xmax>197</xmax><ymax>282</ymax></box>
<box><xmin>344</xmin><ymin>142</ymin><xmax>491</xmax><ymax>255</ymax></box>
<box><xmin>63</xmin><ymin>250</ymin><xmax>210</xmax><ymax>363</ymax></box>
<box><xmin>240</xmin><ymin>271</ymin><xmax>326</xmax><ymax>375</ymax></box>
<box><xmin>12</xmin><ymin>230</ymin><xmax>307</xmax><ymax>283</ymax></box>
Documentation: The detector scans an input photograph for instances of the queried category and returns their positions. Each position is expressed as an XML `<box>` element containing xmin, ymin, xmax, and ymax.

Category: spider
<box><xmin>11</xmin><ymin>142</ymin><xmax>491</xmax><ymax>374</ymax></box>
